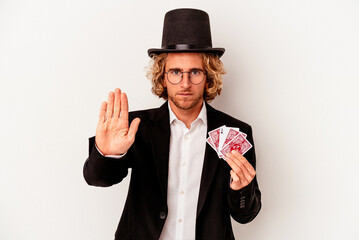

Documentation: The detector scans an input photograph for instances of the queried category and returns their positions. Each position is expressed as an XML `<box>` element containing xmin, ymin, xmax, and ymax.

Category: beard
<box><xmin>168</xmin><ymin>92</ymin><xmax>203</xmax><ymax>110</ymax></box>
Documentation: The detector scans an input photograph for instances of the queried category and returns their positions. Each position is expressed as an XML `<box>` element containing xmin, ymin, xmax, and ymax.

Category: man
<box><xmin>83</xmin><ymin>8</ymin><xmax>261</xmax><ymax>240</ymax></box>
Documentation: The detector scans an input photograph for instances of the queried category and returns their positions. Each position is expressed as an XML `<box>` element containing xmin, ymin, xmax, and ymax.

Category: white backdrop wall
<box><xmin>1</xmin><ymin>0</ymin><xmax>358</xmax><ymax>239</ymax></box>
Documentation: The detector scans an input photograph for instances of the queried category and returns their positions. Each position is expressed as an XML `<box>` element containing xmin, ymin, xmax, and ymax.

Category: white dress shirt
<box><xmin>159</xmin><ymin>102</ymin><xmax>207</xmax><ymax>240</ymax></box>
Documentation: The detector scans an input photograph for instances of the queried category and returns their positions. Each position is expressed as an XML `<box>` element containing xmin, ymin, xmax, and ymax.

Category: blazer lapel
<box><xmin>150</xmin><ymin>102</ymin><xmax>171</xmax><ymax>201</ymax></box>
<box><xmin>197</xmin><ymin>103</ymin><xmax>224</xmax><ymax>216</ymax></box>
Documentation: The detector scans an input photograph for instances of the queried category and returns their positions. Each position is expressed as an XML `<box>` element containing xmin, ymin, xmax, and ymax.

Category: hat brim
<box><xmin>147</xmin><ymin>47</ymin><xmax>225</xmax><ymax>58</ymax></box>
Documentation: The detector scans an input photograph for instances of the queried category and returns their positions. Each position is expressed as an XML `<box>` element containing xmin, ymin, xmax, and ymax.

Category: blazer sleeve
<box><xmin>83</xmin><ymin>136</ymin><xmax>132</xmax><ymax>187</ymax></box>
<box><xmin>227</xmin><ymin>126</ymin><xmax>262</xmax><ymax>223</ymax></box>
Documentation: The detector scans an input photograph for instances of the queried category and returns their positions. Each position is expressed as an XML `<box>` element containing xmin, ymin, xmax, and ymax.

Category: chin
<box><xmin>173</xmin><ymin>98</ymin><xmax>201</xmax><ymax>111</ymax></box>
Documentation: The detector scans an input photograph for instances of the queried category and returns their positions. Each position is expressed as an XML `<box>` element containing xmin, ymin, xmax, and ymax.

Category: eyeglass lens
<box><xmin>166</xmin><ymin>69</ymin><xmax>205</xmax><ymax>85</ymax></box>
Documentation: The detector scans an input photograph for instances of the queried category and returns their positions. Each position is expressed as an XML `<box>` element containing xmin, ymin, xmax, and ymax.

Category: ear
<box><xmin>162</xmin><ymin>77</ymin><xmax>167</xmax><ymax>88</ymax></box>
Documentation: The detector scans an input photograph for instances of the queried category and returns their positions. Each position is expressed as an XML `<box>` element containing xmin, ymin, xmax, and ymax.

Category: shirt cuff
<box><xmin>95</xmin><ymin>144</ymin><xmax>126</xmax><ymax>159</ymax></box>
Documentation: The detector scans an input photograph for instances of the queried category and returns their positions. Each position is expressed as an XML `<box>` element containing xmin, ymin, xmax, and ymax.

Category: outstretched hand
<box><xmin>95</xmin><ymin>88</ymin><xmax>141</xmax><ymax>155</ymax></box>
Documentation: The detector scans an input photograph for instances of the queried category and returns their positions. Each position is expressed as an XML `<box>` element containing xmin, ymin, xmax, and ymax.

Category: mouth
<box><xmin>177</xmin><ymin>92</ymin><xmax>193</xmax><ymax>97</ymax></box>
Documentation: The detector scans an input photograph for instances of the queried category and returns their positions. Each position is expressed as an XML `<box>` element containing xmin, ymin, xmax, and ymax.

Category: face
<box><xmin>163</xmin><ymin>52</ymin><xmax>207</xmax><ymax>111</ymax></box>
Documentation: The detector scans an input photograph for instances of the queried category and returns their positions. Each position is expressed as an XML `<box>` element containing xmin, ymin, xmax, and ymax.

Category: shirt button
<box><xmin>180</xmin><ymin>190</ymin><xmax>184</xmax><ymax>194</ymax></box>
<box><xmin>182</xmin><ymin>162</ymin><xmax>186</xmax><ymax>167</ymax></box>
<box><xmin>178</xmin><ymin>218</ymin><xmax>182</xmax><ymax>223</ymax></box>
<box><xmin>185</xmin><ymin>136</ymin><xmax>188</xmax><ymax>140</ymax></box>
<box><xmin>159</xmin><ymin>212</ymin><xmax>166</xmax><ymax>219</ymax></box>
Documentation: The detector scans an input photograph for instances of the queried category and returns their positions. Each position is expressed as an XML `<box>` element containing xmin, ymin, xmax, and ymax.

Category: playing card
<box><xmin>222</xmin><ymin>128</ymin><xmax>240</xmax><ymax>147</ymax></box>
<box><xmin>208</xmin><ymin>127</ymin><xmax>221</xmax><ymax>151</ymax></box>
<box><xmin>206</xmin><ymin>137</ymin><xmax>217</xmax><ymax>152</ymax></box>
<box><xmin>220</xmin><ymin>132</ymin><xmax>252</xmax><ymax>158</ymax></box>
<box><xmin>218</xmin><ymin>127</ymin><xmax>239</xmax><ymax>158</ymax></box>
<box><xmin>207</xmin><ymin>126</ymin><xmax>251</xmax><ymax>160</ymax></box>
<box><xmin>240</xmin><ymin>131</ymin><xmax>247</xmax><ymax>138</ymax></box>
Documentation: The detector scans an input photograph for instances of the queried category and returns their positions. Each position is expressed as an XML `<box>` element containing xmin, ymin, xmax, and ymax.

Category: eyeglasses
<box><xmin>164</xmin><ymin>69</ymin><xmax>206</xmax><ymax>85</ymax></box>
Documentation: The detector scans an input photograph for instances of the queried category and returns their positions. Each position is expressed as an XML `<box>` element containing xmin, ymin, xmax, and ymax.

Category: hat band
<box><xmin>162</xmin><ymin>44</ymin><xmax>212</xmax><ymax>50</ymax></box>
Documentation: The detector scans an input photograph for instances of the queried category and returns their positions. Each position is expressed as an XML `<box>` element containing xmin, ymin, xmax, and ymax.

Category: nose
<box><xmin>181</xmin><ymin>72</ymin><xmax>192</xmax><ymax>88</ymax></box>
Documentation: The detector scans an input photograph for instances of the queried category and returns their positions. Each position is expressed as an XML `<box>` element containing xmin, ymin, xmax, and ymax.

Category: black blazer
<box><xmin>83</xmin><ymin>102</ymin><xmax>261</xmax><ymax>240</ymax></box>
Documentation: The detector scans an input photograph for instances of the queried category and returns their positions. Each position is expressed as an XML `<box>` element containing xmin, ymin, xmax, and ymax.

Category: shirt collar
<box><xmin>168</xmin><ymin>101</ymin><xmax>207</xmax><ymax>127</ymax></box>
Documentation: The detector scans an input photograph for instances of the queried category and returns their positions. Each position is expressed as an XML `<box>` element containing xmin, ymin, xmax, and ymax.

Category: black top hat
<box><xmin>148</xmin><ymin>8</ymin><xmax>225</xmax><ymax>58</ymax></box>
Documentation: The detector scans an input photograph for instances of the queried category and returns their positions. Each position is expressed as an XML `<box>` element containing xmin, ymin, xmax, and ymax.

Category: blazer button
<box><xmin>159</xmin><ymin>212</ymin><xmax>167</xmax><ymax>220</ymax></box>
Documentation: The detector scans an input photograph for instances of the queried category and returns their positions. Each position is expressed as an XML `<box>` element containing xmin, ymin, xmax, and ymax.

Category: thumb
<box><xmin>127</xmin><ymin>118</ymin><xmax>141</xmax><ymax>142</ymax></box>
<box><xmin>230</xmin><ymin>170</ymin><xmax>240</xmax><ymax>183</ymax></box>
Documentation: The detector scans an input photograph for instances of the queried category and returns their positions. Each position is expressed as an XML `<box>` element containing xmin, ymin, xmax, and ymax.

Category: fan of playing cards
<box><xmin>206</xmin><ymin>125</ymin><xmax>252</xmax><ymax>160</ymax></box>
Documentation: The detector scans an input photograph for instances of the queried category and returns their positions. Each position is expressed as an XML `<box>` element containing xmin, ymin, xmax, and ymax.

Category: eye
<box><xmin>191</xmin><ymin>69</ymin><xmax>201</xmax><ymax>75</ymax></box>
<box><xmin>170</xmin><ymin>69</ymin><xmax>181</xmax><ymax>76</ymax></box>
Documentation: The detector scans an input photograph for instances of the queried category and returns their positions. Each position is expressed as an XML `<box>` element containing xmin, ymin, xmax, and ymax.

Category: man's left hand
<box><xmin>226</xmin><ymin>150</ymin><xmax>256</xmax><ymax>190</ymax></box>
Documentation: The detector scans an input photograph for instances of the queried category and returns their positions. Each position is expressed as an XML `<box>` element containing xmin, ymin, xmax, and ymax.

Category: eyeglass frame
<box><xmin>164</xmin><ymin>69</ymin><xmax>207</xmax><ymax>85</ymax></box>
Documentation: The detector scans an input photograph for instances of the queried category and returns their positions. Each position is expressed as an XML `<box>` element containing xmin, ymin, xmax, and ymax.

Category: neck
<box><xmin>169</xmin><ymin>100</ymin><xmax>204</xmax><ymax>129</ymax></box>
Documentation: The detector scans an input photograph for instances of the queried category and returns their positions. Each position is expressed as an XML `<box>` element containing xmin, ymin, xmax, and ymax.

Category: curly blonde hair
<box><xmin>146</xmin><ymin>52</ymin><xmax>226</xmax><ymax>102</ymax></box>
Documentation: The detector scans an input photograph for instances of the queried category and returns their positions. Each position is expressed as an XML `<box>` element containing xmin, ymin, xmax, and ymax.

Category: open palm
<box><xmin>95</xmin><ymin>88</ymin><xmax>140</xmax><ymax>155</ymax></box>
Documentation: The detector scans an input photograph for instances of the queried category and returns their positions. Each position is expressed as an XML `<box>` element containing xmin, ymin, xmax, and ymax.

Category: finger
<box><xmin>227</xmin><ymin>153</ymin><xmax>255</xmax><ymax>183</ymax></box>
<box><xmin>226</xmin><ymin>154</ymin><xmax>247</xmax><ymax>181</ymax></box>
<box><xmin>232</xmin><ymin>150</ymin><xmax>256</xmax><ymax>176</ymax></box>
<box><xmin>226</xmin><ymin>153</ymin><xmax>241</xmax><ymax>172</ymax></box>
<box><xmin>230</xmin><ymin>170</ymin><xmax>244</xmax><ymax>190</ymax></box>
<box><xmin>99</xmin><ymin>101</ymin><xmax>107</xmax><ymax>123</ymax></box>
<box><xmin>106</xmin><ymin>91</ymin><xmax>115</xmax><ymax>120</ymax></box>
<box><xmin>127</xmin><ymin>118</ymin><xmax>141</xmax><ymax>142</ymax></box>
<box><xmin>120</xmin><ymin>92</ymin><xmax>129</xmax><ymax>123</ymax></box>
<box><xmin>113</xmin><ymin>88</ymin><xmax>121</xmax><ymax>118</ymax></box>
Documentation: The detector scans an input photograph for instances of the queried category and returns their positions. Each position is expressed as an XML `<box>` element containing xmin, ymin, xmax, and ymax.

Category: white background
<box><xmin>1</xmin><ymin>0</ymin><xmax>358</xmax><ymax>239</ymax></box>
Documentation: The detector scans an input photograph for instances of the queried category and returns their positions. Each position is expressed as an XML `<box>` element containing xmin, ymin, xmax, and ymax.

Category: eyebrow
<box><xmin>167</xmin><ymin>67</ymin><xmax>204</xmax><ymax>71</ymax></box>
